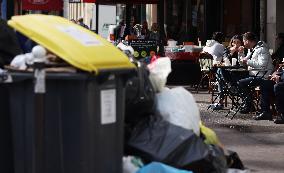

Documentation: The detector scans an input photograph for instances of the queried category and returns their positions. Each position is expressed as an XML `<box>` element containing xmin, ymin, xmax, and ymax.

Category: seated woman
<box><xmin>211</xmin><ymin>35</ymin><xmax>247</xmax><ymax>110</ymax></box>
<box><xmin>223</xmin><ymin>35</ymin><xmax>248</xmax><ymax>65</ymax></box>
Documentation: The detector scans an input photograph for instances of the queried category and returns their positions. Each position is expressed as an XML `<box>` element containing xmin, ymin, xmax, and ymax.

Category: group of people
<box><xmin>203</xmin><ymin>31</ymin><xmax>284</xmax><ymax>124</ymax></box>
<box><xmin>114</xmin><ymin>20</ymin><xmax>160</xmax><ymax>42</ymax></box>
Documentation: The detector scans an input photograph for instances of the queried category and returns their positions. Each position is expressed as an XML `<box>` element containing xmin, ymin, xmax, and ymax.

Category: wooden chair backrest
<box><xmin>199</xmin><ymin>53</ymin><xmax>213</xmax><ymax>70</ymax></box>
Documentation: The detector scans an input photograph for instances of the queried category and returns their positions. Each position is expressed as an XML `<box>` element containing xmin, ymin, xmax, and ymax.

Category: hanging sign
<box><xmin>22</xmin><ymin>0</ymin><xmax>63</xmax><ymax>11</ymax></box>
<box><xmin>129</xmin><ymin>39</ymin><xmax>157</xmax><ymax>59</ymax></box>
<box><xmin>83</xmin><ymin>0</ymin><xmax>158</xmax><ymax>4</ymax></box>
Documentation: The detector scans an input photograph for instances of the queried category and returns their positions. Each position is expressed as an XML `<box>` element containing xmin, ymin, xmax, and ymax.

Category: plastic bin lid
<box><xmin>8</xmin><ymin>14</ymin><xmax>135</xmax><ymax>74</ymax></box>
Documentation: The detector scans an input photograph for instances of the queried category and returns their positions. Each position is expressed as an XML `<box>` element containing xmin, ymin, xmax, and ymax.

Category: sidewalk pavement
<box><xmin>185</xmin><ymin>86</ymin><xmax>284</xmax><ymax>173</ymax></box>
<box><xmin>184</xmin><ymin>86</ymin><xmax>284</xmax><ymax>133</ymax></box>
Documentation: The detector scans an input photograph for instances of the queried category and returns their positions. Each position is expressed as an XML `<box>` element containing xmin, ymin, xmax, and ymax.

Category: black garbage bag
<box><xmin>126</xmin><ymin>116</ymin><xmax>227</xmax><ymax>173</ymax></box>
<box><xmin>125</xmin><ymin>62</ymin><xmax>155</xmax><ymax>126</ymax></box>
<box><xmin>225</xmin><ymin>150</ymin><xmax>245</xmax><ymax>170</ymax></box>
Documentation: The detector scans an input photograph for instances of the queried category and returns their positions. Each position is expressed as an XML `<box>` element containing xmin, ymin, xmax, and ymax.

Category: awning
<box><xmin>83</xmin><ymin>0</ymin><xmax>158</xmax><ymax>4</ymax></box>
<box><xmin>22</xmin><ymin>0</ymin><xmax>63</xmax><ymax>11</ymax></box>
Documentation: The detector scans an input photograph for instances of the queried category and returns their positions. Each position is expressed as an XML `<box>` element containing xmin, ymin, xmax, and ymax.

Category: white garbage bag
<box><xmin>147</xmin><ymin>57</ymin><xmax>171</xmax><ymax>93</ymax></box>
<box><xmin>10</xmin><ymin>54</ymin><xmax>28</xmax><ymax>70</ymax></box>
<box><xmin>156</xmin><ymin>87</ymin><xmax>201</xmax><ymax>136</ymax></box>
<box><xmin>10</xmin><ymin>45</ymin><xmax>47</xmax><ymax>70</ymax></box>
<box><xmin>227</xmin><ymin>168</ymin><xmax>250</xmax><ymax>173</ymax></box>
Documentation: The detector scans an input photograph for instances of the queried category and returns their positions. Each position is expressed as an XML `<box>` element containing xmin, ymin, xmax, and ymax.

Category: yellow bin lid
<box><xmin>8</xmin><ymin>14</ymin><xmax>135</xmax><ymax>74</ymax></box>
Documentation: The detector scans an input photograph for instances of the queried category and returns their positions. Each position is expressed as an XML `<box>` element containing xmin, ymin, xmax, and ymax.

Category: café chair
<box><xmin>196</xmin><ymin>53</ymin><xmax>214</xmax><ymax>94</ymax></box>
<box><xmin>208</xmin><ymin>66</ymin><xmax>238</xmax><ymax>110</ymax></box>
<box><xmin>226</xmin><ymin>69</ymin><xmax>268</xmax><ymax>119</ymax></box>
<box><xmin>254</xmin><ymin>86</ymin><xmax>262</xmax><ymax>112</ymax></box>
<box><xmin>255</xmin><ymin>87</ymin><xmax>278</xmax><ymax>117</ymax></box>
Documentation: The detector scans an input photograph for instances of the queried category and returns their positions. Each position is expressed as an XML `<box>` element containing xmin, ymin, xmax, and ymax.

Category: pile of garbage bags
<box><xmin>123</xmin><ymin>56</ymin><xmax>246</xmax><ymax>173</ymax></box>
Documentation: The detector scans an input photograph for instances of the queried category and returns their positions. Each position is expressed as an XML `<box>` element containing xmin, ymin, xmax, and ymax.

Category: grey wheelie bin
<box><xmin>7</xmin><ymin>14</ymin><xmax>135</xmax><ymax>173</ymax></box>
<box><xmin>0</xmin><ymin>84</ymin><xmax>13</xmax><ymax>173</ymax></box>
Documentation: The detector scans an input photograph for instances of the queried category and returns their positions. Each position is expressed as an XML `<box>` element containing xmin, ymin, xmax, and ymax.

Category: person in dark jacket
<box><xmin>254</xmin><ymin>33</ymin><xmax>284</xmax><ymax>121</ymax></box>
<box><xmin>256</xmin><ymin>65</ymin><xmax>284</xmax><ymax>122</ymax></box>
<box><xmin>148</xmin><ymin>23</ymin><xmax>160</xmax><ymax>43</ymax></box>
<box><xmin>141</xmin><ymin>21</ymin><xmax>150</xmax><ymax>39</ymax></box>
<box><xmin>114</xmin><ymin>20</ymin><xmax>126</xmax><ymax>41</ymax></box>
<box><xmin>271</xmin><ymin>33</ymin><xmax>284</xmax><ymax>67</ymax></box>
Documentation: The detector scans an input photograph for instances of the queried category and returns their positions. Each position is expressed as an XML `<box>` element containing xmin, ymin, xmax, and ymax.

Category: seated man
<box><xmin>237</xmin><ymin>32</ymin><xmax>274</xmax><ymax>114</ymax></box>
<box><xmin>257</xmin><ymin>66</ymin><xmax>284</xmax><ymax>122</ymax></box>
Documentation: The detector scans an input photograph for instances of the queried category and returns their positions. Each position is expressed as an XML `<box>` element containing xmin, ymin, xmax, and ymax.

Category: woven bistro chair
<box><xmin>196</xmin><ymin>53</ymin><xmax>214</xmax><ymax>94</ymax></box>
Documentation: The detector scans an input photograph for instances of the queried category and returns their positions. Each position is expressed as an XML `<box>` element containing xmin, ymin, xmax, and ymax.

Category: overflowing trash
<box><xmin>122</xmin><ymin>53</ymin><xmax>246</xmax><ymax>173</ymax></box>
<box><xmin>1</xmin><ymin>14</ymin><xmax>135</xmax><ymax>173</ymax></box>
<box><xmin>0</xmin><ymin>14</ymin><xmax>248</xmax><ymax>173</ymax></box>
<box><xmin>126</xmin><ymin>116</ymin><xmax>227</xmax><ymax>173</ymax></box>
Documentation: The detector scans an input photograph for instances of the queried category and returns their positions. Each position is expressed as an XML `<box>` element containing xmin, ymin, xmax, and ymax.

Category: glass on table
<box><xmin>213</xmin><ymin>60</ymin><xmax>221</xmax><ymax>66</ymax></box>
<box><xmin>232</xmin><ymin>58</ymin><xmax>237</xmax><ymax>66</ymax></box>
<box><xmin>224</xmin><ymin>58</ymin><xmax>231</xmax><ymax>66</ymax></box>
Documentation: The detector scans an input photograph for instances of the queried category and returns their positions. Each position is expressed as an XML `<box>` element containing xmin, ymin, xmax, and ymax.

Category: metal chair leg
<box><xmin>196</xmin><ymin>73</ymin><xmax>208</xmax><ymax>93</ymax></box>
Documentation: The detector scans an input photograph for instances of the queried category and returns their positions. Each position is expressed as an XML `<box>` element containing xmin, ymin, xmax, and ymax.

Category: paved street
<box><xmin>181</xmin><ymin>86</ymin><xmax>284</xmax><ymax>173</ymax></box>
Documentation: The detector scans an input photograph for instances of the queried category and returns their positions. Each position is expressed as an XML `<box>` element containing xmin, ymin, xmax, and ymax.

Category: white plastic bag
<box><xmin>147</xmin><ymin>57</ymin><xmax>171</xmax><ymax>93</ymax></box>
<box><xmin>10</xmin><ymin>54</ymin><xmax>28</xmax><ymax>70</ymax></box>
<box><xmin>123</xmin><ymin>156</ymin><xmax>143</xmax><ymax>173</ymax></box>
<box><xmin>10</xmin><ymin>45</ymin><xmax>47</xmax><ymax>70</ymax></box>
<box><xmin>227</xmin><ymin>168</ymin><xmax>250</xmax><ymax>173</ymax></box>
<box><xmin>117</xmin><ymin>42</ymin><xmax>134</xmax><ymax>56</ymax></box>
<box><xmin>156</xmin><ymin>87</ymin><xmax>201</xmax><ymax>136</ymax></box>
